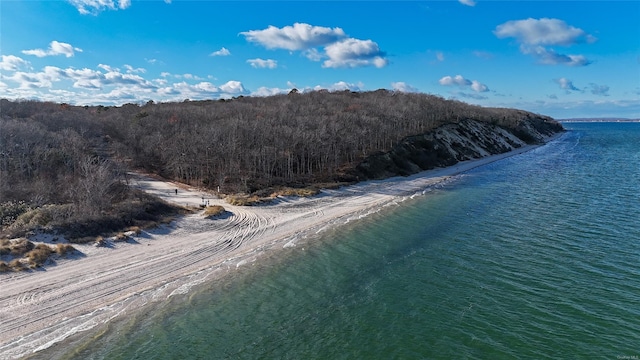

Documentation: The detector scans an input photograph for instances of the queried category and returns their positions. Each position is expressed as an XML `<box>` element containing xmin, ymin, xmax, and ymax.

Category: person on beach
<box><xmin>175</xmin><ymin>189</ymin><xmax>178</xmax><ymax>195</ymax></box>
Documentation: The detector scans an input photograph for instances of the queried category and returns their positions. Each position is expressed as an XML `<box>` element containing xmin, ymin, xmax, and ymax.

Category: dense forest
<box><xmin>0</xmin><ymin>90</ymin><xmax>563</xmax><ymax>240</ymax></box>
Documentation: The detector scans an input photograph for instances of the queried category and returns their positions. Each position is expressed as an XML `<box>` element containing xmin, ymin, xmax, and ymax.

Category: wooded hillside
<box><xmin>0</xmin><ymin>90</ymin><xmax>563</xmax><ymax>238</ymax></box>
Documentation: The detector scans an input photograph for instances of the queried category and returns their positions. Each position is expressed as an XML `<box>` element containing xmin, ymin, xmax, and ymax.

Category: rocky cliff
<box><xmin>354</xmin><ymin>116</ymin><xmax>564</xmax><ymax>180</ymax></box>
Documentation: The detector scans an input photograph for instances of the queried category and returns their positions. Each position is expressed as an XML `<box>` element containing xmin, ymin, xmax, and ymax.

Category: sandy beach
<box><xmin>0</xmin><ymin>141</ymin><xmax>550</xmax><ymax>359</ymax></box>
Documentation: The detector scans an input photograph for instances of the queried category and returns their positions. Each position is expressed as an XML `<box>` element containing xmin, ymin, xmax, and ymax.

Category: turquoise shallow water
<box><xmin>39</xmin><ymin>123</ymin><xmax>640</xmax><ymax>359</ymax></box>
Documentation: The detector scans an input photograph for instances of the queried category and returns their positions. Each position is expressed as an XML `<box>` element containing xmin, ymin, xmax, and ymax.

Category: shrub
<box><xmin>204</xmin><ymin>205</ymin><xmax>226</xmax><ymax>217</ymax></box>
<box><xmin>0</xmin><ymin>201</ymin><xmax>31</xmax><ymax>227</ymax></box>
<box><xmin>0</xmin><ymin>261</ymin><xmax>9</xmax><ymax>272</ymax></box>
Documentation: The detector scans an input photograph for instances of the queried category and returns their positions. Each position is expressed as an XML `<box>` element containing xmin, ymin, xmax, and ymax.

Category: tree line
<box><xmin>1</xmin><ymin>90</ymin><xmax>561</xmax><ymax>214</ymax></box>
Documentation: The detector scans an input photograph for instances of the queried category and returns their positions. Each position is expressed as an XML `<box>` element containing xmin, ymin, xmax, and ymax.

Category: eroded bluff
<box><xmin>354</xmin><ymin>117</ymin><xmax>564</xmax><ymax>180</ymax></box>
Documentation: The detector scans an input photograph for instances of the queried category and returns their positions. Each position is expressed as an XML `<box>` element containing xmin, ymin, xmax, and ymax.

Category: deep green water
<box><xmin>40</xmin><ymin>123</ymin><xmax>640</xmax><ymax>359</ymax></box>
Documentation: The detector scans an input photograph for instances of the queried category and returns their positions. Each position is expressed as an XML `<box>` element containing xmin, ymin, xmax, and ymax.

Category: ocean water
<box><xmin>37</xmin><ymin>123</ymin><xmax>640</xmax><ymax>359</ymax></box>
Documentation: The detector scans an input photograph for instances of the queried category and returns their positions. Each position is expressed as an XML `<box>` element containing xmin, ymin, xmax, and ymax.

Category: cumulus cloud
<box><xmin>247</xmin><ymin>58</ymin><xmax>278</xmax><ymax>69</ymax></box>
<box><xmin>241</xmin><ymin>23</ymin><xmax>346</xmax><ymax>51</ymax></box>
<box><xmin>459</xmin><ymin>0</ymin><xmax>476</xmax><ymax>6</ymax></box>
<box><xmin>494</xmin><ymin>18</ymin><xmax>595</xmax><ymax>46</ymax></box>
<box><xmin>210</xmin><ymin>47</ymin><xmax>231</xmax><ymax>57</ymax></box>
<box><xmin>252</xmin><ymin>86</ymin><xmax>289</xmax><ymax>97</ymax></box>
<box><xmin>323</xmin><ymin>38</ymin><xmax>388</xmax><ymax>68</ymax></box>
<box><xmin>124</xmin><ymin>64</ymin><xmax>146</xmax><ymax>73</ymax></box>
<box><xmin>0</xmin><ymin>55</ymin><xmax>29</xmax><ymax>71</ymax></box>
<box><xmin>521</xmin><ymin>45</ymin><xmax>590</xmax><ymax>66</ymax></box>
<box><xmin>470</xmin><ymin>80</ymin><xmax>488</xmax><ymax>92</ymax></box>
<box><xmin>589</xmin><ymin>83</ymin><xmax>610</xmax><ymax>96</ymax></box>
<box><xmin>439</xmin><ymin>75</ymin><xmax>489</xmax><ymax>93</ymax></box>
<box><xmin>241</xmin><ymin>23</ymin><xmax>387</xmax><ymax>69</ymax></box>
<box><xmin>495</xmin><ymin>18</ymin><xmax>594</xmax><ymax>66</ymax></box>
<box><xmin>303</xmin><ymin>48</ymin><xmax>324</xmax><ymax>61</ymax></box>
<box><xmin>0</xmin><ymin>59</ymin><xmax>249</xmax><ymax>105</ymax></box>
<box><xmin>391</xmin><ymin>82</ymin><xmax>419</xmax><ymax>93</ymax></box>
<box><xmin>67</xmin><ymin>0</ymin><xmax>131</xmax><ymax>15</ymax></box>
<box><xmin>312</xmin><ymin>81</ymin><xmax>363</xmax><ymax>92</ymax></box>
<box><xmin>439</xmin><ymin>75</ymin><xmax>470</xmax><ymax>87</ymax></box>
<box><xmin>554</xmin><ymin>77</ymin><xmax>580</xmax><ymax>92</ymax></box>
<box><xmin>22</xmin><ymin>41</ymin><xmax>82</xmax><ymax>58</ymax></box>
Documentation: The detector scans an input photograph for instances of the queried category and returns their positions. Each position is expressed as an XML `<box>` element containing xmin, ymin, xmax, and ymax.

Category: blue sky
<box><xmin>1</xmin><ymin>0</ymin><xmax>638</xmax><ymax>118</ymax></box>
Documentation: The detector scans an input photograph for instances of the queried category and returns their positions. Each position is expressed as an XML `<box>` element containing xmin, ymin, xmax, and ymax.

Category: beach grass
<box><xmin>204</xmin><ymin>205</ymin><xmax>226</xmax><ymax>217</ymax></box>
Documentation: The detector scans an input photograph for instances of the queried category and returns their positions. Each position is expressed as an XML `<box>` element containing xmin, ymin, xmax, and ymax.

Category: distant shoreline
<box><xmin>560</xmin><ymin>118</ymin><xmax>640</xmax><ymax>123</ymax></box>
<box><xmin>0</xmin><ymin>133</ymin><xmax>564</xmax><ymax>359</ymax></box>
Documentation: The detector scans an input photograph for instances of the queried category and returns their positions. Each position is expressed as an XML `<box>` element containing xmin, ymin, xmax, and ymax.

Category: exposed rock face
<box><xmin>354</xmin><ymin>117</ymin><xmax>564</xmax><ymax>180</ymax></box>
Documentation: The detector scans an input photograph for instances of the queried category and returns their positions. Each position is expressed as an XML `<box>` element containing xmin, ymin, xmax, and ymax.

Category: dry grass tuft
<box><xmin>271</xmin><ymin>187</ymin><xmax>320</xmax><ymax>198</ymax></box>
<box><xmin>8</xmin><ymin>259</ymin><xmax>26</xmax><ymax>271</ymax></box>
<box><xmin>55</xmin><ymin>243</ymin><xmax>76</xmax><ymax>256</ymax></box>
<box><xmin>9</xmin><ymin>238</ymin><xmax>35</xmax><ymax>256</ymax></box>
<box><xmin>225</xmin><ymin>195</ymin><xmax>263</xmax><ymax>206</ymax></box>
<box><xmin>26</xmin><ymin>244</ymin><xmax>54</xmax><ymax>266</ymax></box>
<box><xmin>0</xmin><ymin>261</ymin><xmax>10</xmax><ymax>272</ymax></box>
<box><xmin>114</xmin><ymin>232</ymin><xmax>129</xmax><ymax>242</ymax></box>
<box><xmin>127</xmin><ymin>226</ymin><xmax>142</xmax><ymax>235</ymax></box>
<box><xmin>94</xmin><ymin>236</ymin><xmax>106</xmax><ymax>247</ymax></box>
<box><xmin>204</xmin><ymin>205</ymin><xmax>226</xmax><ymax>217</ymax></box>
<box><xmin>0</xmin><ymin>239</ymin><xmax>10</xmax><ymax>255</ymax></box>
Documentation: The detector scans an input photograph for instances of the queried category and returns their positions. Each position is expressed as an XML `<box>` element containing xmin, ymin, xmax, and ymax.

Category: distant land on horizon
<box><xmin>559</xmin><ymin>118</ymin><xmax>640</xmax><ymax>123</ymax></box>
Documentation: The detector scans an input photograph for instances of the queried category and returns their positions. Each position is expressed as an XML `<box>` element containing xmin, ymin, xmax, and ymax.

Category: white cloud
<box><xmin>459</xmin><ymin>0</ymin><xmax>476</xmax><ymax>6</ymax></box>
<box><xmin>495</xmin><ymin>18</ymin><xmax>594</xmax><ymax>67</ymax></box>
<box><xmin>324</xmin><ymin>81</ymin><xmax>364</xmax><ymax>92</ymax></box>
<box><xmin>439</xmin><ymin>75</ymin><xmax>471</xmax><ymax>87</ymax></box>
<box><xmin>124</xmin><ymin>64</ymin><xmax>146</xmax><ymax>73</ymax></box>
<box><xmin>303</xmin><ymin>48</ymin><xmax>324</xmax><ymax>61</ymax></box>
<box><xmin>471</xmin><ymin>80</ymin><xmax>488</xmax><ymax>92</ymax></box>
<box><xmin>67</xmin><ymin>0</ymin><xmax>131</xmax><ymax>15</ymax></box>
<box><xmin>554</xmin><ymin>77</ymin><xmax>580</xmax><ymax>92</ymax></box>
<box><xmin>323</xmin><ymin>38</ymin><xmax>388</xmax><ymax>68</ymax></box>
<box><xmin>98</xmin><ymin>64</ymin><xmax>115</xmax><ymax>72</ymax></box>
<box><xmin>22</xmin><ymin>41</ymin><xmax>82</xmax><ymax>58</ymax></box>
<box><xmin>391</xmin><ymin>82</ymin><xmax>419</xmax><ymax>93</ymax></box>
<box><xmin>247</xmin><ymin>58</ymin><xmax>278</xmax><ymax>69</ymax></box>
<box><xmin>0</xmin><ymin>55</ymin><xmax>29</xmax><ymax>71</ymax></box>
<box><xmin>210</xmin><ymin>47</ymin><xmax>231</xmax><ymax>57</ymax></box>
<box><xmin>494</xmin><ymin>18</ymin><xmax>595</xmax><ymax>46</ymax></box>
<box><xmin>241</xmin><ymin>23</ymin><xmax>346</xmax><ymax>51</ymax></box>
<box><xmin>439</xmin><ymin>75</ymin><xmax>489</xmax><ymax>92</ymax></box>
<box><xmin>521</xmin><ymin>45</ymin><xmax>590</xmax><ymax>66</ymax></box>
<box><xmin>435</xmin><ymin>51</ymin><xmax>445</xmax><ymax>62</ymax></box>
<box><xmin>219</xmin><ymin>80</ymin><xmax>246</xmax><ymax>94</ymax></box>
<box><xmin>6</xmin><ymin>71</ymin><xmax>55</xmax><ymax>89</ymax></box>
<box><xmin>252</xmin><ymin>86</ymin><xmax>289</xmax><ymax>97</ymax></box>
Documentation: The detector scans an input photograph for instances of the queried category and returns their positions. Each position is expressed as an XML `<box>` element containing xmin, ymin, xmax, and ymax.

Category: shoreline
<box><xmin>0</xmin><ymin>135</ymin><xmax>562</xmax><ymax>359</ymax></box>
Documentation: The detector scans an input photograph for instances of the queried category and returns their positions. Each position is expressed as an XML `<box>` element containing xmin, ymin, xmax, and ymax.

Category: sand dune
<box><xmin>0</xmin><ymin>142</ymin><xmax>546</xmax><ymax>359</ymax></box>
